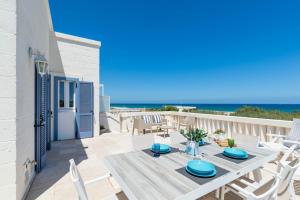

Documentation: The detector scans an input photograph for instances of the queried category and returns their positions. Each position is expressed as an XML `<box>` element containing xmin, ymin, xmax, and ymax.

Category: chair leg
<box><xmin>290</xmin><ymin>182</ymin><xmax>296</xmax><ymax>200</ymax></box>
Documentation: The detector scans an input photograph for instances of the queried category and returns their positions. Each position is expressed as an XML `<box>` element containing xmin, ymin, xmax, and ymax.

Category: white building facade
<box><xmin>0</xmin><ymin>0</ymin><xmax>100</xmax><ymax>199</ymax></box>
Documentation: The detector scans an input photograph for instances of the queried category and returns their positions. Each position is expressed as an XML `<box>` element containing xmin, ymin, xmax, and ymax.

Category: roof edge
<box><xmin>44</xmin><ymin>0</ymin><xmax>53</xmax><ymax>31</ymax></box>
<box><xmin>54</xmin><ymin>32</ymin><xmax>101</xmax><ymax>48</ymax></box>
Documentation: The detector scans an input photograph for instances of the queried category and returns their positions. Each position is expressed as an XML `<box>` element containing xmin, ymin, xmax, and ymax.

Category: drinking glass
<box><xmin>153</xmin><ymin>143</ymin><xmax>160</xmax><ymax>157</ymax></box>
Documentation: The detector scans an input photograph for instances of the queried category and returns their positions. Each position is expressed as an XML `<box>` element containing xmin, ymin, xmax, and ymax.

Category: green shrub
<box><xmin>164</xmin><ymin>105</ymin><xmax>179</xmax><ymax>111</ymax></box>
<box><xmin>231</xmin><ymin>106</ymin><xmax>300</xmax><ymax>121</ymax></box>
<box><xmin>146</xmin><ymin>105</ymin><xmax>179</xmax><ymax>112</ymax></box>
<box><xmin>183</xmin><ymin>108</ymin><xmax>226</xmax><ymax>115</ymax></box>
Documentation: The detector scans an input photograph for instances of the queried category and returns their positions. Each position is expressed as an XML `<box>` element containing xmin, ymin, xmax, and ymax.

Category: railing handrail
<box><xmin>119</xmin><ymin>111</ymin><xmax>293</xmax><ymax>128</ymax></box>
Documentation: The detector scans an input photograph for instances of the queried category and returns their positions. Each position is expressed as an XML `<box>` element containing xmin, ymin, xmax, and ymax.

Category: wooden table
<box><xmin>160</xmin><ymin>125</ymin><xmax>175</xmax><ymax>138</ymax></box>
<box><xmin>105</xmin><ymin>142</ymin><xmax>277</xmax><ymax>200</ymax></box>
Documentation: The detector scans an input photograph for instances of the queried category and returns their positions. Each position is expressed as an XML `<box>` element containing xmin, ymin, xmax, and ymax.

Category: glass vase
<box><xmin>185</xmin><ymin>140</ymin><xmax>199</xmax><ymax>157</ymax></box>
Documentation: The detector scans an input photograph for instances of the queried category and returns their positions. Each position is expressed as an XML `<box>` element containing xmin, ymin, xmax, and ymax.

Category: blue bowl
<box><xmin>151</xmin><ymin>144</ymin><xmax>171</xmax><ymax>153</ymax></box>
<box><xmin>185</xmin><ymin>165</ymin><xmax>217</xmax><ymax>177</ymax></box>
<box><xmin>223</xmin><ymin>147</ymin><xmax>248</xmax><ymax>159</ymax></box>
<box><xmin>186</xmin><ymin>160</ymin><xmax>216</xmax><ymax>175</ymax></box>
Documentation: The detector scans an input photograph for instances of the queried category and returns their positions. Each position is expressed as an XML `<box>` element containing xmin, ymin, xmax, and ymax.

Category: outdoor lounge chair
<box><xmin>69</xmin><ymin>159</ymin><xmax>119</xmax><ymax>200</ymax></box>
<box><xmin>132</xmin><ymin>114</ymin><xmax>167</xmax><ymax>134</ymax></box>
<box><xmin>225</xmin><ymin>157</ymin><xmax>300</xmax><ymax>200</ymax></box>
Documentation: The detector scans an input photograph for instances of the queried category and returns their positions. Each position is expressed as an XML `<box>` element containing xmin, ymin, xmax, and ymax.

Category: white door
<box><xmin>58</xmin><ymin>80</ymin><xmax>76</xmax><ymax>140</ymax></box>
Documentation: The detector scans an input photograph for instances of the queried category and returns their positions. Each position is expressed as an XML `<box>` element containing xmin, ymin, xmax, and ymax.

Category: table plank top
<box><xmin>105</xmin><ymin>142</ymin><xmax>277</xmax><ymax>200</ymax></box>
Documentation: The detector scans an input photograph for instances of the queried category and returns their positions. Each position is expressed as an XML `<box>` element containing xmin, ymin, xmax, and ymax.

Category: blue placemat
<box><xmin>142</xmin><ymin>147</ymin><xmax>180</xmax><ymax>157</ymax></box>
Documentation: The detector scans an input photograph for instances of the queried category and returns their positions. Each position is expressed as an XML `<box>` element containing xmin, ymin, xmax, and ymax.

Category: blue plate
<box><xmin>223</xmin><ymin>151</ymin><xmax>248</xmax><ymax>159</ymax></box>
<box><xmin>185</xmin><ymin>166</ymin><xmax>217</xmax><ymax>177</ymax></box>
<box><xmin>224</xmin><ymin>147</ymin><xmax>248</xmax><ymax>158</ymax></box>
<box><xmin>151</xmin><ymin>144</ymin><xmax>171</xmax><ymax>154</ymax></box>
<box><xmin>187</xmin><ymin>160</ymin><xmax>216</xmax><ymax>175</ymax></box>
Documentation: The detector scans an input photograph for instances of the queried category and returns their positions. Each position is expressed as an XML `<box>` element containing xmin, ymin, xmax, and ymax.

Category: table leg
<box><xmin>253</xmin><ymin>168</ymin><xmax>263</xmax><ymax>183</ymax></box>
<box><xmin>220</xmin><ymin>186</ymin><xmax>225</xmax><ymax>200</ymax></box>
<box><xmin>215</xmin><ymin>188</ymin><xmax>220</xmax><ymax>199</ymax></box>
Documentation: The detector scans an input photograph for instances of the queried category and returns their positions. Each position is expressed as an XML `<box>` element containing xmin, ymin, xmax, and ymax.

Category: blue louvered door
<box><xmin>35</xmin><ymin>72</ymin><xmax>50</xmax><ymax>172</ymax></box>
<box><xmin>78</xmin><ymin>82</ymin><xmax>94</xmax><ymax>138</ymax></box>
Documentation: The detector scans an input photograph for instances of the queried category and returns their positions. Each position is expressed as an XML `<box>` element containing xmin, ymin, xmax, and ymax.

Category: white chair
<box><xmin>232</xmin><ymin>133</ymin><xmax>260</xmax><ymax>149</ymax></box>
<box><xmin>225</xmin><ymin>175</ymin><xmax>281</xmax><ymax>200</ymax></box>
<box><xmin>260</xmin><ymin>119</ymin><xmax>300</xmax><ymax>190</ymax></box>
<box><xmin>225</xmin><ymin>157</ymin><xmax>300</xmax><ymax>200</ymax></box>
<box><xmin>260</xmin><ymin>119</ymin><xmax>300</xmax><ymax>157</ymax></box>
<box><xmin>276</xmin><ymin>158</ymin><xmax>300</xmax><ymax>199</ymax></box>
<box><xmin>131</xmin><ymin>133</ymin><xmax>155</xmax><ymax>151</ymax></box>
<box><xmin>69</xmin><ymin>159</ymin><xmax>118</xmax><ymax>200</ymax></box>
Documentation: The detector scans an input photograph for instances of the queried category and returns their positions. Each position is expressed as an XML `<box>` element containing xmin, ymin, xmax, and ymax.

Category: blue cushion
<box><xmin>153</xmin><ymin>115</ymin><xmax>161</xmax><ymax>123</ymax></box>
<box><xmin>143</xmin><ymin>115</ymin><xmax>151</xmax><ymax>124</ymax></box>
<box><xmin>187</xmin><ymin>160</ymin><xmax>215</xmax><ymax>175</ymax></box>
<box><xmin>224</xmin><ymin>147</ymin><xmax>247</xmax><ymax>158</ymax></box>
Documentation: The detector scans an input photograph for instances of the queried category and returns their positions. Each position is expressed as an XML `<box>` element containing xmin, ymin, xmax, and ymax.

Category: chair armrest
<box><xmin>267</xmin><ymin>134</ymin><xmax>286</xmax><ymax>138</ymax></box>
<box><xmin>84</xmin><ymin>174</ymin><xmax>110</xmax><ymax>185</ymax></box>
<box><xmin>239</xmin><ymin>179</ymin><xmax>258</xmax><ymax>189</ymax></box>
<box><xmin>283</xmin><ymin>140</ymin><xmax>300</xmax><ymax>145</ymax></box>
<box><xmin>260</xmin><ymin>167</ymin><xmax>277</xmax><ymax>176</ymax></box>
<box><xmin>230</xmin><ymin>183</ymin><xmax>252</xmax><ymax>196</ymax></box>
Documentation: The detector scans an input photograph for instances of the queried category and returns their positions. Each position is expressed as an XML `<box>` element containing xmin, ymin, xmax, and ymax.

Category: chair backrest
<box><xmin>233</xmin><ymin>133</ymin><xmax>259</xmax><ymax>148</ymax></box>
<box><xmin>132</xmin><ymin>134</ymin><xmax>154</xmax><ymax>151</ymax></box>
<box><xmin>285</xmin><ymin>119</ymin><xmax>300</xmax><ymax>148</ymax></box>
<box><xmin>69</xmin><ymin>159</ymin><xmax>88</xmax><ymax>200</ymax></box>
<box><xmin>277</xmin><ymin>158</ymin><xmax>300</xmax><ymax>198</ymax></box>
<box><xmin>249</xmin><ymin>175</ymin><xmax>281</xmax><ymax>200</ymax></box>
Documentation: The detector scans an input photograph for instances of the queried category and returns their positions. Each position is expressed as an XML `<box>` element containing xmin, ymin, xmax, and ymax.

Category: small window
<box><xmin>59</xmin><ymin>81</ymin><xmax>64</xmax><ymax>108</ymax></box>
<box><xmin>69</xmin><ymin>82</ymin><xmax>75</xmax><ymax>108</ymax></box>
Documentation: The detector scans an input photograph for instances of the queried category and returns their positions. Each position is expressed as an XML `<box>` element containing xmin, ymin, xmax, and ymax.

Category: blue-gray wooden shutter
<box><xmin>78</xmin><ymin>82</ymin><xmax>94</xmax><ymax>138</ymax></box>
<box><xmin>35</xmin><ymin>73</ymin><xmax>48</xmax><ymax>172</ymax></box>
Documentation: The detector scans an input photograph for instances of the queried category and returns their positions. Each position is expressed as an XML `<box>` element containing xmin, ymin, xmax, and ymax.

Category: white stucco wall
<box><xmin>0</xmin><ymin>0</ymin><xmax>17</xmax><ymax>198</ymax></box>
<box><xmin>15</xmin><ymin>0</ymin><xmax>50</xmax><ymax>199</ymax></box>
<box><xmin>50</xmin><ymin>32</ymin><xmax>101</xmax><ymax>138</ymax></box>
<box><xmin>1</xmin><ymin>0</ymin><xmax>100</xmax><ymax>199</ymax></box>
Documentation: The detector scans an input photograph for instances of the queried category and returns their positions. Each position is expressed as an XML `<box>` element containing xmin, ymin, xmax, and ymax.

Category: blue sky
<box><xmin>49</xmin><ymin>0</ymin><xmax>300</xmax><ymax>104</ymax></box>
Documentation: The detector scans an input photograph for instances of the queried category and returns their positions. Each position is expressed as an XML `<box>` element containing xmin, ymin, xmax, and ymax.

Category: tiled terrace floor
<box><xmin>26</xmin><ymin>132</ymin><xmax>298</xmax><ymax>200</ymax></box>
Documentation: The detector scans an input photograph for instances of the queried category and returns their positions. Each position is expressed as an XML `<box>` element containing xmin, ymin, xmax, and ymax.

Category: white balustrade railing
<box><xmin>118</xmin><ymin>111</ymin><xmax>293</xmax><ymax>142</ymax></box>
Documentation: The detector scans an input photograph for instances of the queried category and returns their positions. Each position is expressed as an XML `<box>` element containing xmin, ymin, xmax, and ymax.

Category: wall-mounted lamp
<box><xmin>29</xmin><ymin>47</ymin><xmax>48</xmax><ymax>77</ymax></box>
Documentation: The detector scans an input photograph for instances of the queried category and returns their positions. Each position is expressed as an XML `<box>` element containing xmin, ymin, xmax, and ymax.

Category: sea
<box><xmin>111</xmin><ymin>104</ymin><xmax>300</xmax><ymax>113</ymax></box>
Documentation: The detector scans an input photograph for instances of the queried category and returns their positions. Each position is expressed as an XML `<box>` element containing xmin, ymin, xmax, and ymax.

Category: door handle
<box><xmin>34</xmin><ymin>123</ymin><xmax>45</xmax><ymax>128</ymax></box>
